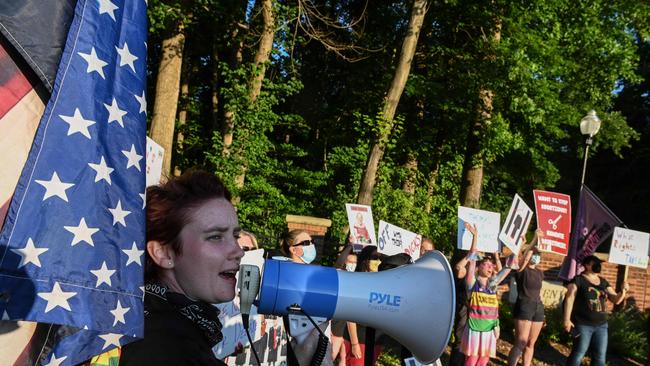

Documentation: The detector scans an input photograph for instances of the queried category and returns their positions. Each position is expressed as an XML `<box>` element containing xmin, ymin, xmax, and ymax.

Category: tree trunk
<box><xmin>459</xmin><ymin>19</ymin><xmax>501</xmax><ymax>208</ymax></box>
<box><xmin>149</xmin><ymin>21</ymin><xmax>185</xmax><ymax>181</ymax></box>
<box><xmin>357</xmin><ymin>0</ymin><xmax>428</xmax><ymax>205</ymax></box>
<box><xmin>402</xmin><ymin>152</ymin><xmax>418</xmax><ymax>195</ymax></box>
<box><xmin>221</xmin><ymin>25</ymin><xmax>244</xmax><ymax>156</ymax></box>
<box><xmin>232</xmin><ymin>0</ymin><xmax>275</xmax><ymax>193</ymax></box>
<box><xmin>173</xmin><ymin>58</ymin><xmax>191</xmax><ymax>177</ymax></box>
<box><xmin>424</xmin><ymin>162</ymin><xmax>440</xmax><ymax>214</ymax></box>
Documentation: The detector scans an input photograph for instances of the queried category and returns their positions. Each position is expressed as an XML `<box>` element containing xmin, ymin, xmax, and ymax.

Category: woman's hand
<box><xmin>351</xmin><ymin>343</ymin><xmax>362</xmax><ymax>358</ymax></box>
<box><xmin>563</xmin><ymin>319</ymin><xmax>574</xmax><ymax>333</ymax></box>
<box><xmin>464</xmin><ymin>222</ymin><xmax>477</xmax><ymax>236</ymax></box>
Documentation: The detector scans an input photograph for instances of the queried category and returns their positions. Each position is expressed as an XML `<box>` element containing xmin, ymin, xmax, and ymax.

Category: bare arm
<box><xmin>494</xmin><ymin>251</ymin><xmax>503</xmax><ymax>272</ymax></box>
<box><xmin>563</xmin><ymin>283</ymin><xmax>577</xmax><ymax>332</ymax></box>
<box><xmin>464</xmin><ymin>223</ymin><xmax>478</xmax><ymax>289</ymax></box>
<box><xmin>346</xmin><ymin>322</ymin><xmax>362</xmax><ymax>358</ymax></box>
<box><xmin>606</xmin><ymin>282</ymin><xmax>629</xmax><ymax>305</ymax></box>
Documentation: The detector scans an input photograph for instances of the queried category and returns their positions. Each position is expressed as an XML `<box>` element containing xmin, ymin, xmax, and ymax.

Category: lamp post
<box><xmin>579</xmin><ymin>110</ymin><xmax>601</xmax><ymax>186</ymax></box>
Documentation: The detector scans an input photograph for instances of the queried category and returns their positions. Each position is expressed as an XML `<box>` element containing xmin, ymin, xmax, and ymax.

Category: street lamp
<box><xmin>579</xmin><ymin>110</ymin><xmax>601</xmax><ymax>186</ymax></box>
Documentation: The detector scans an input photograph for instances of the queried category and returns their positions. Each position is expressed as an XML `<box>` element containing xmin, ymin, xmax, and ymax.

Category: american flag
<box><xmin>0</xmin><ymin>0</ymin><xmax>147</xmax><ymax>364</ymax></box>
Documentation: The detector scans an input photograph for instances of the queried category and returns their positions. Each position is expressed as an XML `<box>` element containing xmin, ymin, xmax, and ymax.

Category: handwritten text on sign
<box><xmin>533</xmin><ymin>190</ymin><xmax>572</xmax><ymax>256</ymax></box>
<box><xmin>377</xmin><ymin>220</ymin><xmax>422</xmax><ymax>260</ymax></box>
<box><xmin>608</xmin><ymin>227</ymin><xmax>649</xmax><ymax>269</ymax></box>
<box><xmin>457</xmin><ymin>207</ymin><xmax>501</xmax><ymax>253</ymax></box>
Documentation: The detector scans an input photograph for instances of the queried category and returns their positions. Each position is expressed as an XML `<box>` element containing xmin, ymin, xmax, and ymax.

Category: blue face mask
<box><xmin>345</xmin><ymin>263</ymin><xmax>357</xmax><ymax>272</ymax></box>
<box><xmin>300</xmin><ymin>244</ymin><xmax>317</xmax><ymax>264</ymax></box>
<box><xmin>530</xmin><ymin>254</ymin><xmax>541</xmax><ymax>265</ymax></box>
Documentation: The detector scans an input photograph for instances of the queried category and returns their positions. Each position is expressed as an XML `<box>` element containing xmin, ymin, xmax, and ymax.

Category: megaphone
<box><xmin>240</xmin><ymin>251</ymin><xmax>455</xmax><ymax>364</ymax></box>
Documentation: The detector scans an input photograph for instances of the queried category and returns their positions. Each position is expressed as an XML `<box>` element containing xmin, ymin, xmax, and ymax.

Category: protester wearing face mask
<box><xmin>507</xmin><ymin>229</ymin><xmax>545</xmax><ymax>366</ymax></box>
<box><xmin>281</xmin><ymin>230</ymin><xmax>318</xmax><ymax>264</ymax></box>
<box><xmin>563</xmin><ymin>255</ymin><xmax>629</xmax><ymax>366</ymax></box>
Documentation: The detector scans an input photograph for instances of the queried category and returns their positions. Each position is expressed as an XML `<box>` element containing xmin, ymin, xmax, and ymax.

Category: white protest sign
<box><xmin>608</xmin><ymin>227</ymin><xmax>649</xmax><ymax>269</ymax></box>
<box><xmin>146</xmin><ymin>136</ymin><xmax>164</xmax><ymax>187</ymax></box>
<box><xmin>404</xmin><ymin>357</ymin><xmax>442</xmax><ymax>366</ymax></box>
<box><xmin>213</xmin><ymin>249</ymin><xmax>266</xmax><ymax>358</ymax></box>
<box><xmin>457</xmin><ymin>206</ymin><xmax>501</xmax><ymax>253</ymax></box>
<box><xmin>346</xmin><ymin>203</ymin><xmax>377</xmax><ymax>252</ymax></box>
<box><xmin>377</xmin><ymin>220</ymin><xmax>422</xmax><ymax>259</ymax></box>
<box><xmin>499</xmin><ymin>194</ymin><xmax>533</xmax><ymax>253</ymax></box>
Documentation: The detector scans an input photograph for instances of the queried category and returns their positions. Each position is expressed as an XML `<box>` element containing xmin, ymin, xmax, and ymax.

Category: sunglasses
<box><xmin>292</xmin><ymin>240</ymin><xmax>313</xmax><ymax>247</ymax></box>
<box><xmin>241</xmin><ymin>247</ymin><xmax>255</xmax><ymax>252</ymax></box>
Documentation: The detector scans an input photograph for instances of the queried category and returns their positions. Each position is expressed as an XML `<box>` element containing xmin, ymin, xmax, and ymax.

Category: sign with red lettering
<box><xmin>608</xmin><ymin>227</ymin><xmax>649</xmax><ymax>269</ymax></box>
<box><xmin>533</xmin><ymin>190</ymin><xmax>571</xmax><ymax>256</ymax></box>
<box><xmin>377</xmin><ymin>220</ymin><xmax>423</xmax><ymax>260</ymax></box>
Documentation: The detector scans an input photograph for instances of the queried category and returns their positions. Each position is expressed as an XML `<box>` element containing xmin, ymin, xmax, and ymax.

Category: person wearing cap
<box><xmin>563</xmin><ymin>255</ymin><xmax>629</xmax><ymax>366</ymax></box>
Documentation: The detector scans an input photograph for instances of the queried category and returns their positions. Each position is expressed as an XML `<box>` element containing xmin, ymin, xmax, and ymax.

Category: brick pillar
<box><xmin>286</xmin><ymin>214</ymin><xmax>332</xmax><ymax>237</ymax></box>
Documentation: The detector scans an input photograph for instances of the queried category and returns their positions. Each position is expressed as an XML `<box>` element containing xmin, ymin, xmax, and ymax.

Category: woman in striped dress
<box><xmin>460</xmin><ymin>223</ymin><xmax>513</xmax><ymax>366</ymax></box>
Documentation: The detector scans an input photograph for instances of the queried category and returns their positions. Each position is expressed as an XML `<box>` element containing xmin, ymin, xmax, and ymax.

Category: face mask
<box><xmin>530</xmin><ymin>254</ymin><xmax>541</xmax><ymax>265</ymax></box>
<box><xmin>300</xmin><ymin>244</ymin><xmax>317</xmax><ymax>264</ymax></box>
<box><xmin>592</xmin><ymin>262</ymin><xmax>602</xmax><ymax>273</ymax></box>
<box><xmin>345</xmin><ymin>263</ymin><xmax>357</xmax><ymax>272</ymax></box>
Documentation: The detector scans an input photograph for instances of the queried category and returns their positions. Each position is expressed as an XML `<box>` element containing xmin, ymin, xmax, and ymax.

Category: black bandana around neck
<box><xmin>145</xmin><ymin>283</ymin><xmax>224</xmax><ymax>345</ymax></box>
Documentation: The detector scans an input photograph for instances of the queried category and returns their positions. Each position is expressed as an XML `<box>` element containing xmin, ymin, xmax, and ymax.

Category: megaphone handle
<box><xmin>286</xmin><ymin>304</ymin><xmax>327</xmax><ymax>339</ymax></box>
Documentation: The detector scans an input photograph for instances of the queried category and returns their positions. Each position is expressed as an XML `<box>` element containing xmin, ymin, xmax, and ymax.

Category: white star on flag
<box><xmin>97</xmin><ymin>0</ymin><xmax>119</xmax><ymax>21</ymax></box>
<box><xmin>99</xmin><ymin>333</ymin><xmax>123</xmax><ymax>350</ymax></box>
<box><xmin>38</xmin><ymin>282</ymin><xmax>77</xmax><ymax>313</ymax></box>
<box><xmin>44</xmin><ymin>353</ymin><xmax>67</xmax><ymax>366</ymax></box>
<box><xmin>64</xmin><ymin>218</ymin><xmax>100</xmax><ymax>246</ymax></box>
<box><xmin>116</xmin><ymin>42</ymin><xmax>138</xmax><ymax>73</ymax></box>
<box><xmin>88</xmin><ymin>156</ymin><xmax>114</xmax><ymax>184</ymax></box>
<box><xmin>123</xmin><ymin>242</ymin><xmax>144</xmax><ymax>266</ymax></box>
<box><xmin>110</xmin><ymin>300</ymin><xmax>131</xmax><ymax>326</ymax></box>
<box><xmin>78</xmin><ymin>47</ymin><xmax>108</xmax><ymax>79</ymax></box>
<box><xmin>108</xmin><ymin>200</ymin><xmax>131</xmax><ymax>227</ymax></box>
<box><xmin>34</xmin><ymin>171</ymin><xmax>75</xmax><ymax>202</ymax></box>
<box><xmin>90</xmin><ymin>261</ymin><xmax>116</xmax><ymax>287</ymax></box>
<box><xmin>122</xmin><ymin>144</ymin><xmax>143</xmax><ymax>171</ymax></box>
<box><xmin>2</xmin><ymin>311</ymin><xmax>10</xmax><ymax>320</ymax></box>
<box><xmin>134</xmin><ymin>90</ymin><xmax>147</xmax><ymax>114</ymax></box>
<box><xmin>104</xmin><ymin>98</ymin><xmax>127</xmax><ymax>127</ymax></box>
<box><xmin>10</xmin><ymin>238</ymin><xmax>49</xmax><ymax>268</ymax></box>
<box><xmin>59</xmin><ymin>108</ymin><xmax>96</xmax><ymax>139</ymax></box>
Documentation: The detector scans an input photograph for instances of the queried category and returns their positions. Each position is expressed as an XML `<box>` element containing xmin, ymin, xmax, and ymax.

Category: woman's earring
<box><xmin>168</xmin><ymin>260</ymin><xmax>173</xmax><ymax>267</ymax></box>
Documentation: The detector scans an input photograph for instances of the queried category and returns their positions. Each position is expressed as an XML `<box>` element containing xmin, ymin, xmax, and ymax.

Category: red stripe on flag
<box><xmin>0</xmin><ymin>43</ymin><xmax>34</xmax><ymax>119</ymax></box>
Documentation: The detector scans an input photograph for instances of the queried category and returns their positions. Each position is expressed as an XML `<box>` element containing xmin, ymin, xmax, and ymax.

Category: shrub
<box><xmin>607</xmin><ymin>306</ymin><xmax>648</xmax><ymax>364</ymax></box>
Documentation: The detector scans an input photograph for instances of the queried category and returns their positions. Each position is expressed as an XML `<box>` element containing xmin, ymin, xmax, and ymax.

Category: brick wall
<box><xmin>285</xmin><ymin>214</ymin><xmax>331</xmax><ymax>237</ymax></box>
<box><xmin>536</xmin><ymin>251</ymin><xmax>650</xmax><ymax>310</ymax></box>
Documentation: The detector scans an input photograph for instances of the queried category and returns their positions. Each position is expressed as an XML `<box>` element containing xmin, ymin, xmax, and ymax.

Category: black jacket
<box><xmin>120</xmin><ymin>291</ymin><xmax>226</xmax><ymax>366</ymax></box>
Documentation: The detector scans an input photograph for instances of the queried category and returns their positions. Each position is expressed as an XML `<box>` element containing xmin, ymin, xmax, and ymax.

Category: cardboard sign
<box><xmin>499</xmin><ymin>194</ymin><xmax>533</xmax><ymax>253</ymax></box>
<box><xmin>457</xmin><ymin>207</ymin><xmax>501</xmax><ymax>253</ymax></box>
<box><xmin>145</xmin><ymin>136</ymin><xmax>164</xmax><ymax>187</ymax></box>
<box><xmin>377</xmin><ymin>220</ymin><xmax>423</xmax><ymax>260</ymax></box>
<box><xmin>346</xmin><ymin>204</ymin><xmax>377</xmax><ymax>252</ymax></box>
<box><xmin>533</xmin><ymin>190</ymin><xmax>572</xmax><ymax>256</ymax></box>
<box><xmin>608</xmin><ymin>227</ymin><xmax>649</xmax><ymax>269</ymax></box>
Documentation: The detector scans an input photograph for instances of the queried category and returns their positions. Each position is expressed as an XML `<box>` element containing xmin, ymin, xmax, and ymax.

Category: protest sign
<box><xmin>533</xmin><ymin>190</ymin><xmax>572</xmax><ymax>256</ymax></box>
<box><xmin>146</xmin><ymin>136</ymin><xmax>164</xmax><ymax>187</ymax></box>
<box><xmin>346</xmin><ymin>203</ymin><xmax>377</xmax><ymax>251</ymax></box>
<box><xmin>377</xmin><ymin>220</ymin><xmax>423</xmax><ymax>259</ymax></box>
<box><xmin>608</xmin><ymin>227</ymin><xmax>649</xmax><ymax>269</ymax></box>
<box><xmin>457</xmin><ymin>207</ymin><xmax>501</xmax><ymax>253</ymax></box>
<box><xmin>404</xmin><ymin>357</ymin><xmax>442</xmax><ymax>366</ymax></box>
<box><xmin>499</xmin><ymin>194</ymin><xmax>533</xmax><ymax>253</ymax></box>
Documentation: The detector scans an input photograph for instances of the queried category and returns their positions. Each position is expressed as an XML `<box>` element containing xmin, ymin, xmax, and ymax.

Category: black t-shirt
<box><xmin>515</xmin><ymin>267</ymin><xmax>544</xmax><ymax>301</ymax></box>
<box><xmin>571</xmin><ymin>275</ymin><xmax>610</xmax><ymax>326</ymax></box>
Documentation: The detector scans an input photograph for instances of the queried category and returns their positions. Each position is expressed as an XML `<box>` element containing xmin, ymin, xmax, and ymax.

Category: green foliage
<box><xmin>148</xmin><ymin>0</ymin><xmax>650</xmax><ymax>248</ymax></box>
<box><xmin>608</xmin><ymin>307</ymin><xmax>648</xmax><ymax>363</ymax></box>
